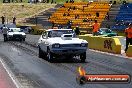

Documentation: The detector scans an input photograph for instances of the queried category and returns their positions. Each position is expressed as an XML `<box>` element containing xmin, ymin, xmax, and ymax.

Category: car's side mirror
<box><xmin>42</xmin><ymin>35</ymin><xmax>47</xmax><ymax>39</ymax></box>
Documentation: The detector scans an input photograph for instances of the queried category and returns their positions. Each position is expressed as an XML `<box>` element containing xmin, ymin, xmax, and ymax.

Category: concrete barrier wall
<box><xmin>126</xmin><ymin>45</ymin><xmax>132</xmax><ymax>57</ymax></box>
<box><xmin>79</xmin><ymin>35</ymin><xmax>121</xmax><ymax>54</ymax></box>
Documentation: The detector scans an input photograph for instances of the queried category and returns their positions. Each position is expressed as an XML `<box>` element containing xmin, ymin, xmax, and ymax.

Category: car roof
<box><xmin>47</xmin><ymin>29</ymin><xmax>73</xmax><ymax>31</ymax></box>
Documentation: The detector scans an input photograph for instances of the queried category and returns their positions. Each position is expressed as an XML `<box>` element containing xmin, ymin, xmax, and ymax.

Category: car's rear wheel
<box><xmin>47</xmin><ymin>49</ymin><xmax>54</xmax><ymax>62</ymax></box>
<box><xmin>80</xmin><ymin>52</ymin><xmax>86</xmax><ymax>62</ymax></box>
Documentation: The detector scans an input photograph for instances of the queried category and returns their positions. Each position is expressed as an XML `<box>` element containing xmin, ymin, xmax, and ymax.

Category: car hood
<box><xmin>7</xmin><ymin>32</ymin><xmax>26</xmax><ymax>35</ymax></box>
<box><xmin>47</xmin><ymin>37</ymin><xmax>88</xmax><ymax>45</ymax></box>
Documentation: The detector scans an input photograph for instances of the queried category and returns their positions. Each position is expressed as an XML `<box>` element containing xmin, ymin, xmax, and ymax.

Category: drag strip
<box><xmin>9</xmin><ymin>41</ymin><xmax>132</xmax><ymax>75</ymax></box>
<box><xmin>0</xmin><ymin>42</ymin><xmax>132</xmax><ymax>88</ymax></box>
<box><xmin>0</xmin><ymin>34</ymin><xmax>132</xmax><ymax>88</ymax></box>
<box><xmin>0</xmin><ymin>41</ymin><xmax>77</xmax><ymax>88</ymax></box>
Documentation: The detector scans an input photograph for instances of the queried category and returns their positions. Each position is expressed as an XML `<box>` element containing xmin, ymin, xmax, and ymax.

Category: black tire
<box><xmin>12</xmin><ymin>38</ymin><xmax>14</xmax><ymax>41</ymax></box>
<box><xmin>8</xmin><ymin>38</ymin><xmax>11</xmax><ymax>41</ymax></box>
<box><xmin>39</xmin><ymin>47</ymin><xmax>43</xmax><ymax>58</ymax></box>
<box><xmin>47</xmin><ymin>49</ymin><xmax>54</xmax><ymax>62</ymax></box>
<box><xmin>80</xmin><ymin>52</ymin><xmax>86</xmax><ymax>62</ymax></box>
<box><xmin>23</xmin><ymin>38</ymin><xmax>25</xmax><ymax>41</ymax></box>
<box><xmin>19</xmin><ymin>38</ymin><xmax>23</xmax><ymax>42</ymax></box>
<box><xmin>79</xmin><ymin>76</ymin><xmax>87</xmax><ymax>85</ymax></box>
<box><xmin>76</xmin><ymin>76</ymin><xmax>86</xmax><ymax>85</ymax></box>
<box><xmin>6</xmin><ymin>38</ymin><xmax>8</xmax><ymax>41</ymax></box>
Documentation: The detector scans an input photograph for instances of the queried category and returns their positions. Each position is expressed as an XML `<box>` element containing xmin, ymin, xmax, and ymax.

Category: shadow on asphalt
<box><xmin>6</xmin><ymin>39</ymin><xmax>24</xmax><ymax>42</ymax></box>
<box><xmin>41</xmin><ymin>57</ymin><xmax>88</xmax><ymax>63</ymax></box>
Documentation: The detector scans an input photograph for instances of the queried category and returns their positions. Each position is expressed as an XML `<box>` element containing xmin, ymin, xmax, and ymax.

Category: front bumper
<box><xmin>50</xmin><ymin>48</ymin><xmax>87</xmax><ymax>55</ymax></box>
<box><xmin>8</xmin><ymin>35</ymin><xmax>26</xmax><ymax>40</ymax></box>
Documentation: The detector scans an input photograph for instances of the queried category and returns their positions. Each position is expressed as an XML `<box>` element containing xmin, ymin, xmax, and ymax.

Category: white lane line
<box><xmin>0</xmin><ymin>58</ymin><xmax>22</xmax><ymax>88</ymax></box>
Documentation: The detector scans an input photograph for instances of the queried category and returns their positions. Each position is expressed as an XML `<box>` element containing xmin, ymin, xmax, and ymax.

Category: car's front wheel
<box><xmin>80</xmin><ymin>52</ymin><xmax>86</xmax><ymax>62</ymax></box>
<box><xmin>6</xmin><ymin>38</ymin><xmax>8</xmax><ymax>41</ymax></box>
<box><xmin>19</xmin><ymin>38</ymin><xmax>23</xmax><ymax>41</ymax></box>
<box><xmin>39</xmin><ymin>47</ymin><xmax>43</xmax><ymax>58</ymax></box>
<box><xmin>47</xmin><ymin>49</ymin><xmax>54</xmax><ymax>62</ymax></box>
<box><xmin>76</xmin><ymin>76</ymin><xmax>87</xmax><ymax>85</ymax></box>
<box><xmin>23</xmin><ymin>38</ymin><xmax>25</xmax><ymax>41</ymax></box>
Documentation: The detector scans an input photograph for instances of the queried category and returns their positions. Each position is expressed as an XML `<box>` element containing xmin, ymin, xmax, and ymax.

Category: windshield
<box><xmin>48</xmin><ymin>30</ymin><xmax>76</xmax><ymax>37</ymax></box>
<box><xmin>9</xmin><ymin>28</ymin><xmax>23</xmax><ymax>32</ymax></box>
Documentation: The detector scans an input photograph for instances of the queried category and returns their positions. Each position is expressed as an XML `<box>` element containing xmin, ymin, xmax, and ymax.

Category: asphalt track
<box><xmin>0</xmin><ymin>34</ymin><xmax>132</xmax><ymax>88</ymax></box>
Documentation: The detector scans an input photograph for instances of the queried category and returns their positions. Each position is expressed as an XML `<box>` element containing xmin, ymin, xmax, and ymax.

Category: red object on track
<box><xmin>0</xmin><ymin>62</ymin><xmax>17</xmax><ymax>88</ymax></box>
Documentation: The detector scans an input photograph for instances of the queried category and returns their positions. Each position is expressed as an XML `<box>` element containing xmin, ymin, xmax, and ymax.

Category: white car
<box><xmin>7</xmin><ymin>28</ymin><xmax>26</xmax><ymax>41</ymax></box>
<box><xmin>38</xmin><ymin>29</ymin><xmax>88</xmax><ymax>62</ymax></box>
